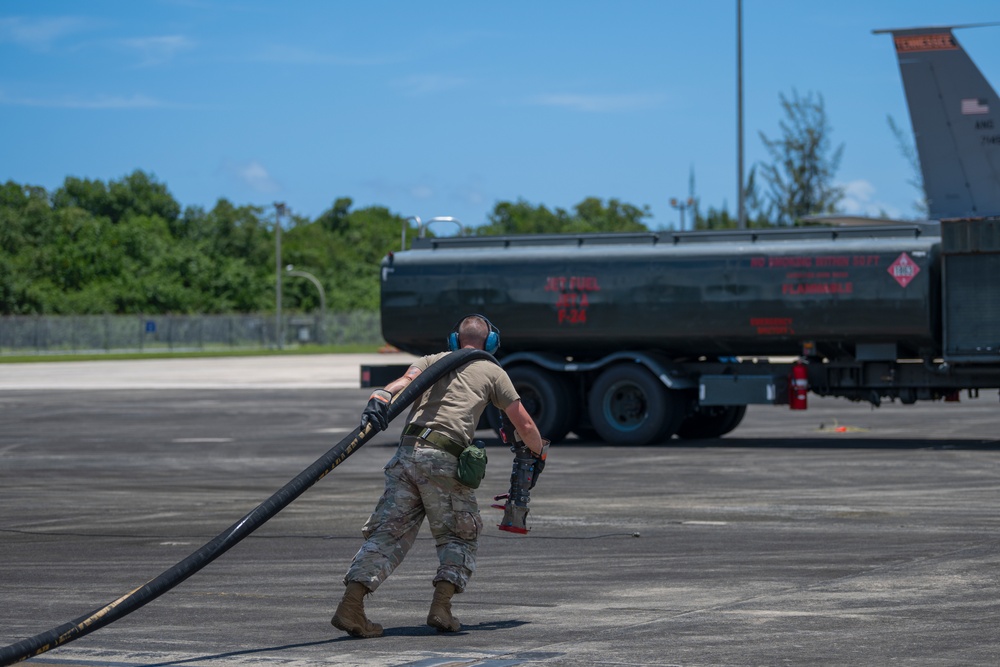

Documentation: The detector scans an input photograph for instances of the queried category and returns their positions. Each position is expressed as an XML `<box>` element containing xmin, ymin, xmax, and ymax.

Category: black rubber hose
<box><xmin>0</xmin><ymin>348</ymin><xmax>494</xmax><ymax>666</ymax></box>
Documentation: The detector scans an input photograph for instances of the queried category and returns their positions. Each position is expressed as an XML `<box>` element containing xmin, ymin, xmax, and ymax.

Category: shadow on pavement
<box><xmin>143</xmin><ymin>638</ymin><xmax>341</xmax><ymax>667</ymax></box>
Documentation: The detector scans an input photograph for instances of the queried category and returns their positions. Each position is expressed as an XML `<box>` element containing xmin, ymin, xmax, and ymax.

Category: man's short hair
<box><xmin>458</xmin><ymin>316</ymin><xmax>489</xmax><ymax>349</ymax></box>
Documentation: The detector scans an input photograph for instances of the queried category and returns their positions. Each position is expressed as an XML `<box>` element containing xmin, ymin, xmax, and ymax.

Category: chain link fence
<box><xmin>0</xmin><ymin>312</ymin><xmax>384</xmax><ymax>355</ymax></box>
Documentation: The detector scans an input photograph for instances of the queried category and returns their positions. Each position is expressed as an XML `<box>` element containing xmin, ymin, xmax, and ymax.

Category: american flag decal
<box><xmin>961</xmin><ymin>98</ymin><xmax>989</xmax><ymax>115</ymax></box>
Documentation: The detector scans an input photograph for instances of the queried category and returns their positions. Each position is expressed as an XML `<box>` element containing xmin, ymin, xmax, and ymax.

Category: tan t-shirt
<box><xmin>405</xmin><ymin>352</ymin><xmax>520</xmax><ymax>445</ymax></box>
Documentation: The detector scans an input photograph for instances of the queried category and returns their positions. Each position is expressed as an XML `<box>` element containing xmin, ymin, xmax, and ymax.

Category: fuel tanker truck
<box><xmin>363</xmin><ymin>217</ymin><xmax>1000</xmax><ymax>445</ymax></box>
<box><xmin>361</xmin><ymin>25</ymin><xmax>1000</xmax><ymax>446</ymax></box>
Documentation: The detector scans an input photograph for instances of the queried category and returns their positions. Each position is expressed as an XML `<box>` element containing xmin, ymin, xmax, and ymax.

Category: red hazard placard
<box><xmin>888</xmin><ymin>252</ymin><xmax>920</xmax><ymax>287</ymax></box>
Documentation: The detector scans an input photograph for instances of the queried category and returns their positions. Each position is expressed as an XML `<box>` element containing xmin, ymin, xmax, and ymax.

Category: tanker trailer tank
<box><xmin>380</xmin><ymin>226</ymin><xmax>941</xmax><ymax>362</ymax></box>
<box><xmin>370</xmin><ymin>225</ymin><xmax>947</xmax><ymax>447</ymax></box>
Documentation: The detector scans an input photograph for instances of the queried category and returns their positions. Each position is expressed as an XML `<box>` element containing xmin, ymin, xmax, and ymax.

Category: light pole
<box><xmin>670</xmin><ymin>197</ymin><xmax>695</xmax><ymax>231</ymax></box>
<box><xmin>285</xmin><ymin>265</ymin><xmax>327</xmax><ymax>344</ymax></box>
<box><xmin>737</xmin><ymin>0</ymin><xmax>746</xmax><ymax>229</ymax></box>
<box><xmin>273</xmin><ymin>202</ymin><xmax>286</xmax><ymax>349</ymax></box>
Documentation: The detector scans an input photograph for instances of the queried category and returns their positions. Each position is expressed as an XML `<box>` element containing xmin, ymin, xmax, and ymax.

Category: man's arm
<box><xmin>502</xmin><ymin>399</ymin><xmax>545</xmax><ymax>455</ymax></box>
<box><xmin>385</xmin><ymin>365</ymin><xmax>422</xmax><ymax>394</ymax></box>
<box><xmin>360</xmin><ymin>365</ymin><xmax>423</xmax><ymax>432</ymax></box>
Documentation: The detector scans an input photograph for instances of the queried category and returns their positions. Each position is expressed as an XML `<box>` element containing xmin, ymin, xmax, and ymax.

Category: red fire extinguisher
<box><xmin>789</xmin><ymin>360</ymin><xmax>808</xmax><ymax>410</ymax></box>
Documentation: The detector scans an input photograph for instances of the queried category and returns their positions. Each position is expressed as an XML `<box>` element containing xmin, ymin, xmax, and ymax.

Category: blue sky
<box><xmin>2</xmin><ymin>1</ymin><xmax>999</xmax><ymax>231</ymax></box>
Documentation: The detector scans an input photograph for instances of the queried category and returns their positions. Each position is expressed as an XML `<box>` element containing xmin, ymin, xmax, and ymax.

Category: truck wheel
<box><xmin>587</xmin><ymin>365</ymin><xmax>683</xmax><ymax>446</ymax></box>
<box><xmin>506</xmin><ymin>365</ymin><xmax>578</xmax><ymax>444</ymax></box>
<box><xmin>675</xmin><ymin>405</ymin><xmax>747</xmax><ymax>439</ymax></box>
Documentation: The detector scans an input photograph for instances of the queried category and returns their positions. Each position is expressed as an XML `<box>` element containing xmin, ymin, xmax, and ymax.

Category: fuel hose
<box><xmin>0</xmin><ymin>348</ymin><xmax>494</xmax><ymax>666</ymax></box>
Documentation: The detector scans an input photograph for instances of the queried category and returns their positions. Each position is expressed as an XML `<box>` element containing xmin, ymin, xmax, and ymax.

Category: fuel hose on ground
<box><xmin>0</xmin><ymin>348</ymin><xmax>494</xmax><ymax>666</ymax></box>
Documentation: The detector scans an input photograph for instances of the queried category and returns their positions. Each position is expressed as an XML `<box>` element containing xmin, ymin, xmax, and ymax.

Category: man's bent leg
<box><xmin>343</xmin><ymin>457</ymin><xmax>425</xmax><ymax>591</ymax></box>
<box><xmin>334</xmin><ymin>456</ymin><xmax>425</xmax><ymax>637</ymax></box>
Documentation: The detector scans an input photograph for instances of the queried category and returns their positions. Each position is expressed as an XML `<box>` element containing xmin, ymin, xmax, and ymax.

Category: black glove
<box><xmin>531</xmin><ymin>453</ymin><xmax>546</xmax><ymax>485</ymax></box>
<box><xmin>528</xmin><ymin>439</ymin><xmax>549</xmax><ymax>488</ymax></box>
<box><xmin>360</xmin><ymin>389</ymin><xmax>392</xmax><ymax>433</ymax></box>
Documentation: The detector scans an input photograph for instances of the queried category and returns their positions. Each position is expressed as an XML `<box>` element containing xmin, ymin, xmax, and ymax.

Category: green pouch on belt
<box><xmin>456</xmin><ymin>441</ymin><xmax>488</xmax><ymax>488</ymax></box>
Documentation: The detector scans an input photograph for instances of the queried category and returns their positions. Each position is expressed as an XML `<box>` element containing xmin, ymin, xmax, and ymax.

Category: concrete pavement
<box><xmin>0</xmin><ymin>353</ymin><xmax>417</xmax><ymax>390</ymax></box>
<box><xmin>1</xmin><ymin>355</ymin><xmax>999</xmax><ymax>666</ymax></box>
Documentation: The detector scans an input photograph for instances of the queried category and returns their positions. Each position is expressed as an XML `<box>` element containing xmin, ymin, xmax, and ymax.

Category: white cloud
<box><xmin>410</xmin><ymin>185</ymin><xmax>434</xmax><ymax>199</ymax></box>
<box><xmin>121</xmin><ymin>35</ymin><xmax>194</xmax><ymax>67</ymax></box>
<box><xmin>0</xmin><ymin>16</ymin><xmax>90</xmax><ymax>51</ymax></box>
<box><xmin>528</xmin><ymin>92</ymin><xmax>665</xmax><ymax>112</ymax></box>
<box><xmin>838</xmin><ymin>179</ymin><xmax>902</xmax><ymax>219</ymax></box>
<box><xmin>841</xmin><ymin>179</ymin><xmax>876</xmax><ymax>209</ymax></box>
<box><xmin>226</xmin><ymin>160</ymin><xmax>281</xmax><ymax>194</ymax></box>
<box><xmin>0</xmin><ymin>91</ymin><xmax>163</xmax><ymax>109</ymax></box>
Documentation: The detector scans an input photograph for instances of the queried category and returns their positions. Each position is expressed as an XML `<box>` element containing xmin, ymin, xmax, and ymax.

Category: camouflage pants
<box><xmin>344</xmin><ymin>437</ymin><xmax>483</xmax><ymax>593</ymax></box>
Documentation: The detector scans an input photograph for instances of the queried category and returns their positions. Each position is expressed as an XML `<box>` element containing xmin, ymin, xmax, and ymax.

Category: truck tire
<box><xmin>505</xmin><ymin>365</ymin><xmax>578</xmax><ymax>444</ymax></box>
<box><xmin>675</xmin><ymin>405</ymin><xmax>747</xmax><ymax>439</ymax></box>
<box><xmin>587</xmin><ymin>365</ymin><xmax>684</xmax><ymax>446</ymax></box>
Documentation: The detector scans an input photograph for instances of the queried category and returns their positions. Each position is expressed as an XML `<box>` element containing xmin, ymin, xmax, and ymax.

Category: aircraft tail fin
<box><xmin>877</xmin><ymin>26</ymin><xmax>1000</xmax><ymax>219</ymax></box>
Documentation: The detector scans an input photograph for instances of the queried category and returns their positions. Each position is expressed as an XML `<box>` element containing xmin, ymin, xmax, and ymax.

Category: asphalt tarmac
<box><xmin>1</xmin><ymin>354</ymin><xmax>999</xmax><ymax>667</ymax></box>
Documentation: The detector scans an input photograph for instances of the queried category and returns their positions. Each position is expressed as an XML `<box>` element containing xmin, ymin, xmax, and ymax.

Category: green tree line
<box><xmin>0</xmin><ymin>173</ymin><xmax>668</xmax><ymax>316</ymax></box>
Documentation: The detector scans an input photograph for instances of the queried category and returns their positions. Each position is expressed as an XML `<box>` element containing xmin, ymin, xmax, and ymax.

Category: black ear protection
<box><xmin>447</xmin><ymin>314</ymin><xmax>500</xmax><ymax>354</ymax></box>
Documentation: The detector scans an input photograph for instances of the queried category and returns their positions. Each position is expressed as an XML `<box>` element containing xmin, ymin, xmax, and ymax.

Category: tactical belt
<box><xmin>402</xmin><ymin>423</ymin><xmax>466</xmax><ymax>458</ymax></box>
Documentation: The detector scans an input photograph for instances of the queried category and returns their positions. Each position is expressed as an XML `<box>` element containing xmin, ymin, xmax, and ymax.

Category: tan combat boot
<box><xmin>426</xmin><ymin>581</ymin><xmax>461</xmax><ymax>632</ymax></box>
<box><xmin>331</xmin><ymin>581</ymin><xmax>384</xmax><ymax>638</ymax></box>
